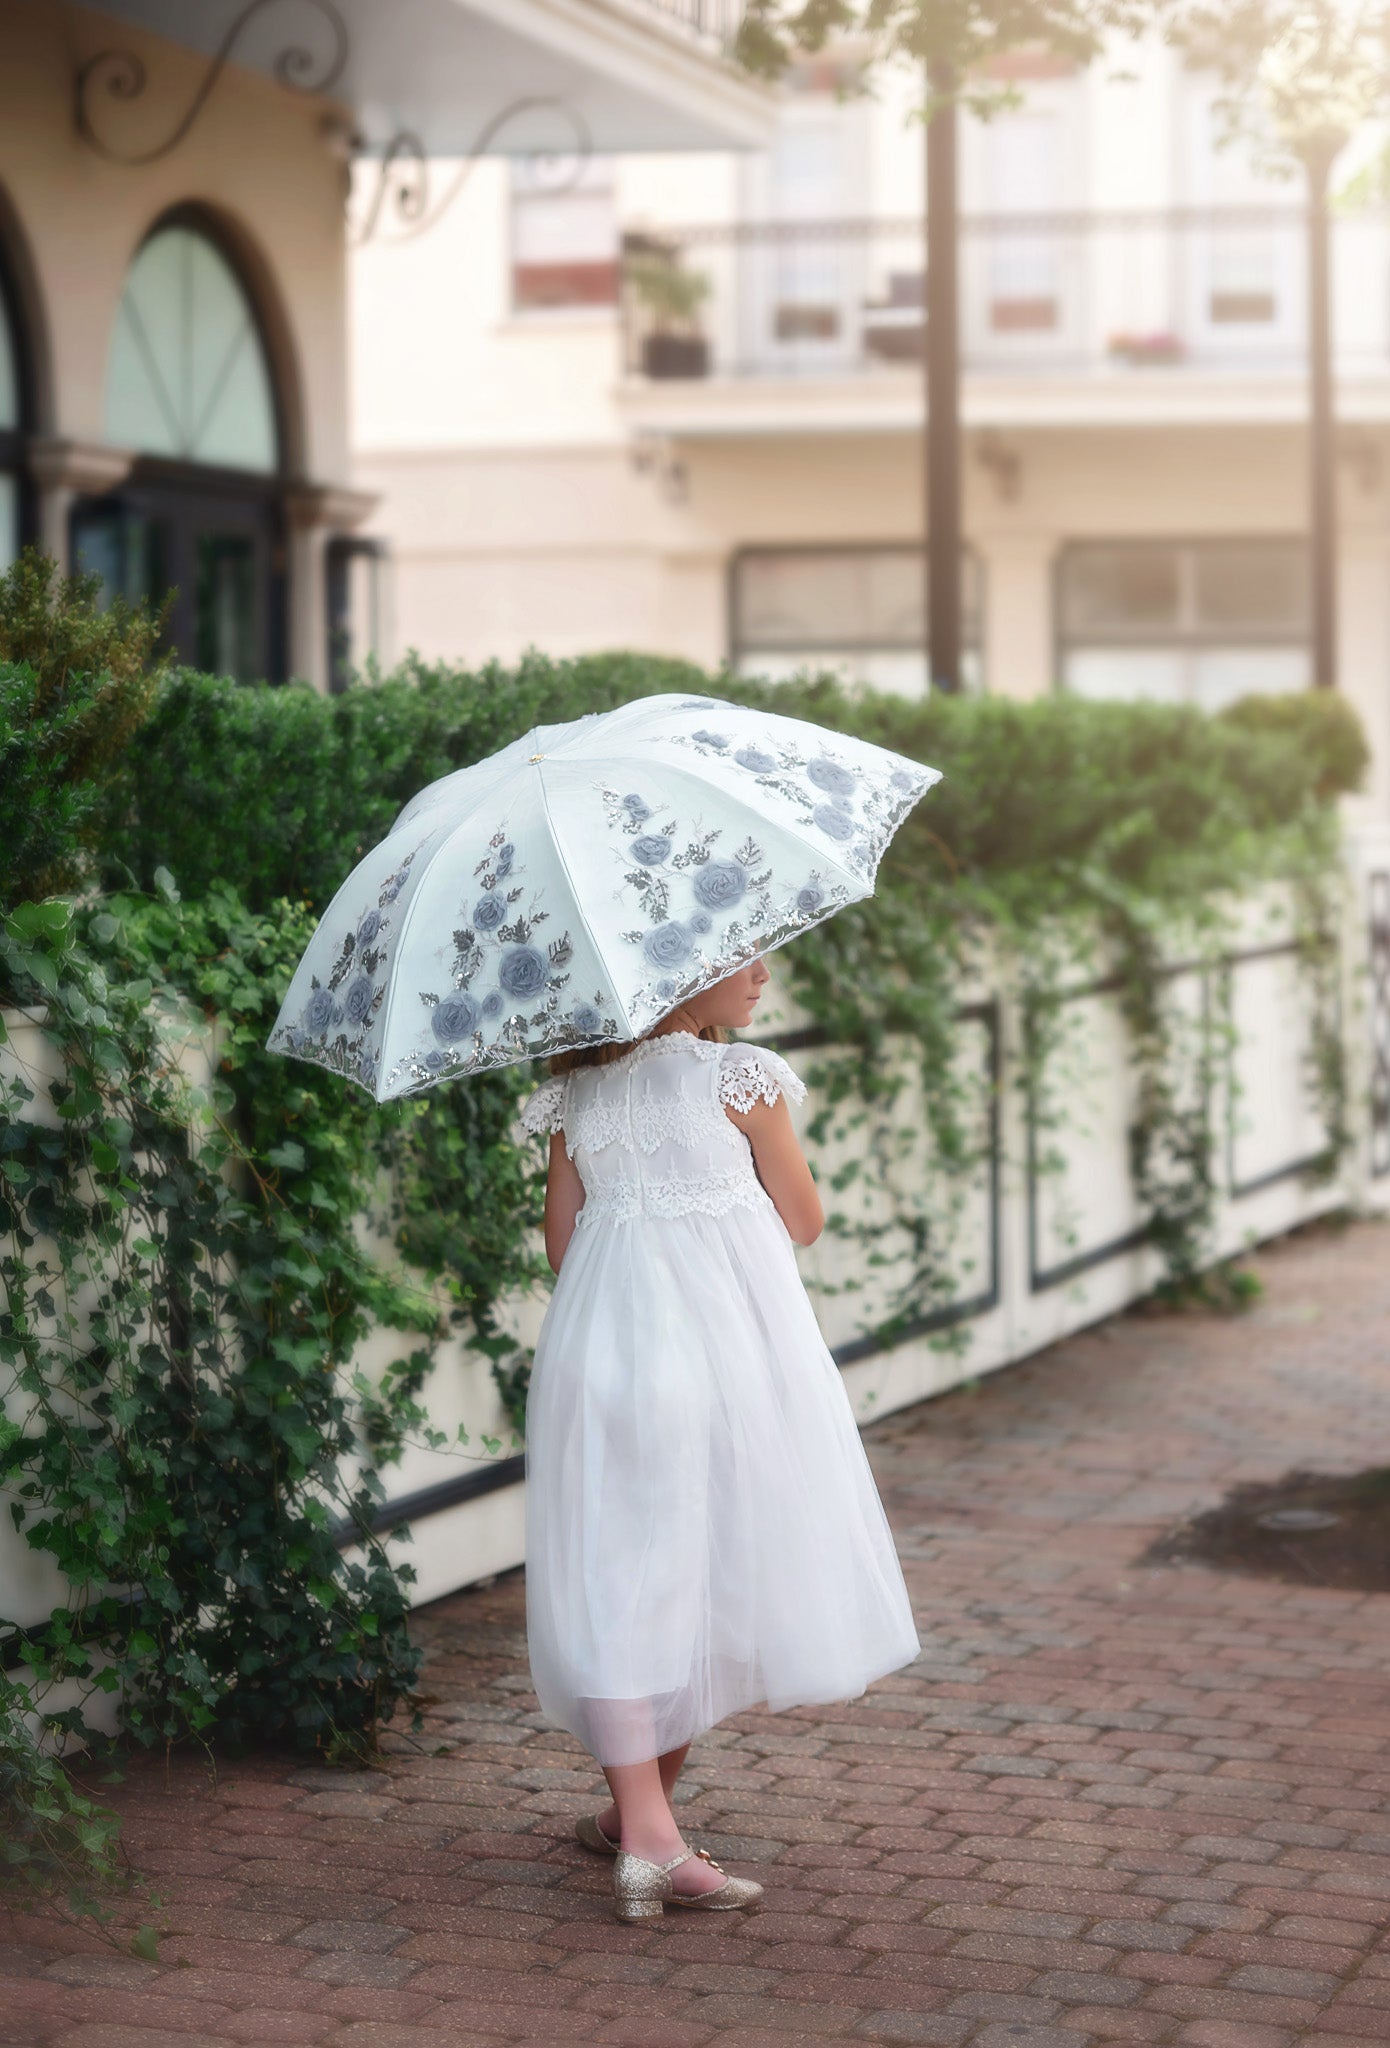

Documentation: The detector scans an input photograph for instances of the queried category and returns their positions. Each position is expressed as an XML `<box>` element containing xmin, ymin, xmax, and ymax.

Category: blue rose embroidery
<box><xmin>343</xmin><ymin>975</ymin><xmax>375</xmax><ymax>1026</ymax></box>
<box><xmin>305</xmin><ymin>986</ymin><xmax>334</xmax><ymax>1035</ymax></box>
<box><xmin>643</xmin><ymin>921</ymin><xmax>692</xmax><ymax>969</ymax></box>
<box><xmin>631</xmin><ymin>834</ymin><xmax>671</xmax><ymax>867</ymax></box>
<box><xmin>495</xmin><ymin>843</ymin><xmax>515</xmax><ymax>878</ymax></box>
<box><xmin>622</xmin><ymin>793</ymin><xmax>652</xmax><ymax>824</ymax></box>
<box><xmin>482</xmin><ymin>991</ymin><xmax>504</xmax><ymax>1019</ymax></box>
<box><xmin>473</xmin><ymin>894</ymin><xmax>504</xmax><ymax>931</ymax></box>
<box><xmin>572</xmin><ymin>1003</ymin><xmax>602</xmax><ymax>1035</ymax></box>
<box><xmin>358</xmin><ymin>1050</ymin><xmax>378</xmax><ymax>1089</ymax></box>
<box><xmin>813</xmin><ymin>803</ymin><xmax>856</xmax><ymax>843</ymax></box>
<box><xmin>690</xmin><ymin>911</ymin><xmax>712</xmax><ymax>934</ymax></box>
<box><xmin>807</xmin><ymin>756</ymin><xmax>856</xmax><ymax>797</ymax></box>
<box><xmin>433</xmin><ymin>992</ymin><xmax>480</xmax><ymax>1043</ymax></box>
<box><xmin>891</xmin><ymin>767</ymin><xmax>917</xmax><ymax>791</ymax></box>
<box><xmin>357</xmin><ymin>909</ymin><xmax>381</xmax><ymax>948</ymax></box>
<box><xmin>655</xmin><ymin>978</ymin><xmax>678</xmax><ymax>1002</ymax></box>
<box><xmin>734</xmin><ymin>745</ymin><xmax>776</xmax><ymax>773</ymax></box>
<box><xmin>424</xmin><ymin>1050</ymin><xmax>447</xmax><ymax>1072</ymax></box>
<box><xmin>692</xmin><ymin>729</ymin><xmax>728</xmax><ymax>749</ymax></box>
<box><xmin>797</xmin><ymin>884</ymin><xmax>825</xmax><ymax>914</ymax></box>
<box><xmin>693</xmin><ymin>859</ymin><xmax>746</xmax><ymax>911</ymax></box>
<box><xmin>499</xmin><ymin>945</ymin><xmax>549</xmax><ymax>999</ymax></box>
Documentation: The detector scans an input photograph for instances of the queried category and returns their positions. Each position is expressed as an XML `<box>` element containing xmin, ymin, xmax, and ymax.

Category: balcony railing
<box><xmin>627</xmin><ymin>0</ymin><xmax>748</xmax><ymax>46</ymax></box>
<box><xmin>620</xmin><ymin>206</ymin><xmax>1390</xmax><ymax>383</ymax></box>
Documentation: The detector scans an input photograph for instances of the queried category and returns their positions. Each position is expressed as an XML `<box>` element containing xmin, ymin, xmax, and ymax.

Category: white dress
<box><xmin>517</xmin><ymin>1029</ymin><xmax>922</xmax><ymax>1768</ymax></box>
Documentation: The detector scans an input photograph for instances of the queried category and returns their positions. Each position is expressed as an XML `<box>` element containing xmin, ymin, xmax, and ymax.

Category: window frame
<box><xmin>86</xmin><ymin>207</ymin><xmax>290</xmax><ymax>682</ymax></box>
<box><xmin>508</xmin><ymin>155</ymin><xmax>621</xmax><ymax>317</ymax></box>
<box><xmin>1053</xmin><ymin>535</ymin><xmax>1312</xmax><ymax>702</ymax></box>
<box><xmin>727</xmin><ymin>540</ymin><xmax>985</xmax><ymax>691</ymax></box>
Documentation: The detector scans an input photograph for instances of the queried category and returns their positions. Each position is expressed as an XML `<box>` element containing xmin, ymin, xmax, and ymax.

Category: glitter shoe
<box><xmin>613</xmin><ymin>1845</ymin><xmax>763</xmax><ymax>1923</ymax></box>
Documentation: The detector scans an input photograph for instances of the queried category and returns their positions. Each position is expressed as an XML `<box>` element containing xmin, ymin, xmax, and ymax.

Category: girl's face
<box><xmin>683</xmin><ymin>953</ymin><xmax>771</xmax><ymax>1031</ymax></box>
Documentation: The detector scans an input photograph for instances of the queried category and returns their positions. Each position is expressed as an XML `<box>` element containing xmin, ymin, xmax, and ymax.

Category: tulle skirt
<box><xmin>523</xmin><ymin>1203</ymin><xmax>922</xmax><ymax>1768</ymax></box>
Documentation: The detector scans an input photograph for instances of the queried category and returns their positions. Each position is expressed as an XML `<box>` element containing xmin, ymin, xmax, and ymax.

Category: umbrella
<box><xmin>265</xmin><ymin>691</ymin><xmax>941</xmax><ymax>1102</ymax></box>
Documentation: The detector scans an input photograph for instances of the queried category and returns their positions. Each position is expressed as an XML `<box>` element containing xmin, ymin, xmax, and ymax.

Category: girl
<box><xmin>518</xmin><ymin>951</ymin><xmax>921</xmax><ymax>1923</ymax></box>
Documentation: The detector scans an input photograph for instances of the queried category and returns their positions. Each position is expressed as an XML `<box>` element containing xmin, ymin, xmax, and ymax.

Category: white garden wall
<box><xmin>5</xmin><ymin>827</ymin><xmax>1389</xmax><ymax>1740</ymax></box>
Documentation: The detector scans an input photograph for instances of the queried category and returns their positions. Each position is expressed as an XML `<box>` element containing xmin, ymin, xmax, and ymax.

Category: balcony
<box><xmin>628</xmin><ymin>0</ymin><xmax>749</xmax><ymax>44</ymax></box>
<box><xmin>618</xmin><ymin>206</ymin><xmax>1390</xmax><ymax>431</ymax></box>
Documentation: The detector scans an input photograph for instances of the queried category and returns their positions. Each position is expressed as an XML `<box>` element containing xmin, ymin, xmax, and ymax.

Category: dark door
<box><xmin>72</xmin><ymin>462</ymin><xmax>287</xmax><ymax>683</ymax></box>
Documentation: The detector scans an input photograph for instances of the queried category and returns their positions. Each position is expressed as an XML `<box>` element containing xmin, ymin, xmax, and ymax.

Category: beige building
<box><xmin>352</xmin><ymin>39</ymin><xmax>1390</xmax><ymax>817</ymax></box>
<box><xmin>0</xmin><ymin>0</ymin><xmax>766</xmax><ymax>692</ymax></box>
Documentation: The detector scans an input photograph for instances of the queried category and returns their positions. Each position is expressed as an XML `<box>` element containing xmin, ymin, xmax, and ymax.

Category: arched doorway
<box><xmin>74</xmin><ymin>210</ymin><xmax>289</xmax><ymax>681</ymax></box>
<box><xmin>0</xmin><ymin>220</ymin><xmax>35</xmax><ymax>570</ymax></box>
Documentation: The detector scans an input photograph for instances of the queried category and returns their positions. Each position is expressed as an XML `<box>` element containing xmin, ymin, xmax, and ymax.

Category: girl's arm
<box><xmin>543</xmin><ymin>1132</ymin><xmax>586</xmax><ymax>1273</ymax></box>
<box><xmin>724</xmin><ymin>1095</ymin><xmax>824</xmax><ymax>1247</ymax></box>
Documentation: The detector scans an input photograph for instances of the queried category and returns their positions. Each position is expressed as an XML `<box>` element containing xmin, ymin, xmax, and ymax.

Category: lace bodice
<box><xmin>517</xmin><ymin>1032</ymin><xmax>806</xmax><ymax>1224</ymax></box>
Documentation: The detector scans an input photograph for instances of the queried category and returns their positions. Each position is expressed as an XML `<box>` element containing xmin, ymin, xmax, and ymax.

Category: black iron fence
<box><xmin>620</xmin><ymin>206</ymin><xmax>1390</xmax><ymax>381</ymax></box>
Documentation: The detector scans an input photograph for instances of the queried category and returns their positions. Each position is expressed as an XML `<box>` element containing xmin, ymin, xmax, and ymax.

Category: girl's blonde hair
<box><xmin>547</xmin><ymin>1019</ymin><xmax>729</xmax><ymax>1077</ymax></box>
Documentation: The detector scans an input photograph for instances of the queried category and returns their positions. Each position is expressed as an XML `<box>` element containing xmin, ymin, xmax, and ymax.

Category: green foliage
<box><xmin>0</xmin><ymin>1669</ymin><xmax>162</xmax><ymax>1951</ymax></box>
<box><xmin>0</xmin><ymin>889</ymin><xmax>439</xmax><ymax>1764</ymax></box>
<box><xmin>732</xmin><ymin>0</ymin><xmax>1159</xmax><ymax>113</ymax></box>
<box><xmin>0</xmin><ymin>550</ymin><xmax>167</xmax><ymax>913</ymax></box>
<box><xmin>0</xmin><ymin>555</ymin><xmax>1362</xmax><ymax>1929</ymax></box>
<box><xmin>104</xmin><ymin>652</ymin><xmax>707</xmax><ymax>914</ymax></box>
<box><xmin>104</xmin><ymin>649</ymin><xmax>1361</xmax><ymax>1329</ymax></box>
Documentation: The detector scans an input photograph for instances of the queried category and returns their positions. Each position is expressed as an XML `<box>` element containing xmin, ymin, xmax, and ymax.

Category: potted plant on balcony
<box><xmin>1107</xmin><ymin>331</ymin><xmax>1186</xmax><ymax>367</ymax></box>
<box><xmin>627</xmin><ymin>251</ymin><xmax>712</xmax><ymax>379</ymax></box>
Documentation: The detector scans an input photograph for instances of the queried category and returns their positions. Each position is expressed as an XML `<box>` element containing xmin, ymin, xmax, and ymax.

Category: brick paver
<box><xmin>3</xmin><ymin>1219</ymin><xmax>1389</xmax><ymax>2047</ymax></box>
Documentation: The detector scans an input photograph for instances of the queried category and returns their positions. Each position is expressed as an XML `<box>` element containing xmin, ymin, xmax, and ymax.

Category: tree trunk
<box><xmin>1306</xmin><ymin>141</ymin><xmax>1337</xmax><ymax>691</ymax></box>
<box><xmin>925</xmin><ymin>60</ymin><xmax>962</xmax><ymax>696</ymax></box>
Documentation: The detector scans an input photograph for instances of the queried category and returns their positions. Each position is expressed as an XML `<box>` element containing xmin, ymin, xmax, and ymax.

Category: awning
<box><xmin>80</xmin><ymin>0</ymin><xmax>774</xmax><ymax>155</ymax></box>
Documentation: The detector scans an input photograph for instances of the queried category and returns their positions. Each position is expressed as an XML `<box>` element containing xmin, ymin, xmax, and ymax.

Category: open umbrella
<box><xmin>265</xmin><ymin>691</ymin><xmax>941</xmax><ymax>1102</ymax></box>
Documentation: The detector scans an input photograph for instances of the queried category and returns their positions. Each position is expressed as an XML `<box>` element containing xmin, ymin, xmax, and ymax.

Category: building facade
<box><xmin>0</xmin><ymin>0</ymin><xmax>766</xmax><ymax>692</ymax></box>
<box><xmin>351</xmin><ymin>36</ymin><xmax>1390</xmax><ymax>816</ymax></box>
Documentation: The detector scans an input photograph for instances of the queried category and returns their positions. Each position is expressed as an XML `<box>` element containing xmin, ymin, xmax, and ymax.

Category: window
<box><xmin>986</xmin><ymin>112</ymin><xmax>1062</xmax><ymax>333</ymax></box>
<box><xmin>326</xmin><ymin>536</ymin><xmax>387</xmax><ymax>695</ymax></box>
<box><xmin>511</xmin><ymin>157</ymin><xmax>619</xmax><ymax>311</ymax></box>
<box><xmin>106</xmin><ymin>222</ymin><xmax>278</xmax><ymax>472</ymax></box>
<box><xmin>732</xmin><ymin>545</ymin><xmax>983</xmax><ymax>697</ymax></box>
<box><xmin>1183</xmin><ymin>80</ymin><xmax>1300</xmax><ymax>358</ymax></box>
<box><xmin>1059</xmin><ymin>540</ymin><xmax>1310</xmax><ymax>709</ymax></box>
<box><xmin>80</xmin><ymin>214</ymin><xmax>287</xmax><ymax>683</ymax></box>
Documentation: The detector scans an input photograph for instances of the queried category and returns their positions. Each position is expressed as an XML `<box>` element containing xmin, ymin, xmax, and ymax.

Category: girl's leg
<box><xmin>602</xmin><ymin>1756</ymin><xmax>725</xmax><ymax>1896</ymax></box>
<box><xmin>595</xmin><ymin>1740</ymin><xmax>690</xmax><ymax>1843</ymax></box>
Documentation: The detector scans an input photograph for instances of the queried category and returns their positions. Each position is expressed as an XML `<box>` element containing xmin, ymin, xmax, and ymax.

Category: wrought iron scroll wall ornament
<box><xmin>75</xmin><ymin>0</ymin><xmax>349</xmax><ymax>166</ymax></box>
<box><xmin>349</xmin><ymin>96</ymin><xmax>594</xmax><ymax>246</ymax></box>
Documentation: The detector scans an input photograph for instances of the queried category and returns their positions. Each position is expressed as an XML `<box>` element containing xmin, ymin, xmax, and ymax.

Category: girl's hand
<box><xmin>723</xmin><ymin>1093</ymin><xmax>824</xmax><ymax>1247</ymax></box>
<box><xmin>543</xmin><ymin>1133</ymin><xmax>586</xmax><ymax>1273</ymax></box>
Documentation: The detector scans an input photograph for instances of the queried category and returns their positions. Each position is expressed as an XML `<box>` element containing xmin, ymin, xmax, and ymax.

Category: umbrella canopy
<box><xmin>265</xmin><ymin>691</ymin><xmax>941</xmax><ymax>1102</ymax></box>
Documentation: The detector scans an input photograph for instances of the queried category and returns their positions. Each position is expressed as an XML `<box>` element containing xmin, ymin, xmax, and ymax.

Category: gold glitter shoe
<box><xmin>575</xmin><ymin>1811</ymin><xmax>620</xmax><ymax>1856</ymax></box>
<box><xmin>613</xmin><ymin>1845</ymin><xmax>763</xmax><ymax>1924</ymax></box>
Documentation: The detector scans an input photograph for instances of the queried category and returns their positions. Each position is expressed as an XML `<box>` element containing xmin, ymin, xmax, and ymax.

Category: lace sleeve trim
<box><xmin>518</xmin><ymin>1073</ymin><xmax>567</xmax><ymax>1138</ymax></box>
<box><xmin>717</xmin><ymin>1044</ymin><xmax>807</xmax><ymax>1115</ymax></box>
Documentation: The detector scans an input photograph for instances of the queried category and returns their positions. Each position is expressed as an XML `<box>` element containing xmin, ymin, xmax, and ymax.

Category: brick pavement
<box><xmin>3</xmin><ymin>1217</ymin><xmax>1390</xmax><ymax>2048</ymax></box>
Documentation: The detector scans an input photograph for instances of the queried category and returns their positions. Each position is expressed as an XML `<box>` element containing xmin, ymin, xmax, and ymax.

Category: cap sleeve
<box><xmin>717</xmin><ymin>1043</ymin><xmax>807</xmax><ymax>1115</ymax></box>
<box><xmin>518</xmin><ymin>1072</ymin><xmax>568</xmax><ymax>1139</ymax></box>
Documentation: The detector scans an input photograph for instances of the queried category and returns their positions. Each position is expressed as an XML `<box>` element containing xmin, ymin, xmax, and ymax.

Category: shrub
<box><xmin>0</xmin><ymin>550</ymin><xmax>166</xmax><ymax>911</ymax></box>
<box><xmin>104</xmin><ymin>652</ymin><xmax>1365</xmax><ymax>919</ymax></box>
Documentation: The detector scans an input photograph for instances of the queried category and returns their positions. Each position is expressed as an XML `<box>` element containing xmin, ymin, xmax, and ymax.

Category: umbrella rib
<box><xmin>533</xmin><ymin>762</ymin><xmax>642</xmax><ymax>1041</ymax></box>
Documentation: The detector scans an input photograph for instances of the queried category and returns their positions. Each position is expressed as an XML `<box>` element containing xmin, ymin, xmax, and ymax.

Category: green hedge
<box><xmin>104</xmin><ymin>654</ymin><xmax>1367</xmax><ymax>920</ymax></box>
<box><xmin>2</xmin><ymin>567</ymin><xmax>1366</xmax><ymax>1940</ymax></box>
